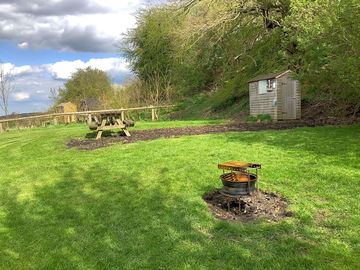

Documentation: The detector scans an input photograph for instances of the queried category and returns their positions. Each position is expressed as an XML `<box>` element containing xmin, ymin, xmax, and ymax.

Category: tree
<box><xmin>57</xmin><ymin>67</ymin><xmax>113</xmax><ymax>108</ymax></box>
<box><xmin>122</xmin><ymin>6</ymin><xmax>177</xmax><ymax>104</ymax></box>
<box><xmin>0</xmin><ymin>62</ymin><xmax>14</xmax><ymax>115</ymax></box>
<box><xmin>285</xmin><ymin>0</ymin><xmax>360</xmax><ymax>115</ymax></box>
<box><xmin>49</xmin><ymin>87</ymin><xmax>61</xmax><ymax>104</ymax></box>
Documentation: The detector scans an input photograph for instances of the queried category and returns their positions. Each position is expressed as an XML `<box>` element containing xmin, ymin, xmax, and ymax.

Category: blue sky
<box><xmin>0</xmin><ymin>0</ymin><xmax>149</xmax><ymax>115</ymax></box>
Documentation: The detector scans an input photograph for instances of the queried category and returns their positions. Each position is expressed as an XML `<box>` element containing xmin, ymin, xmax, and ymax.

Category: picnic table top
<box><xmin>218</xmin><ymin>161</ymin><xmax>261</xmax><ymax>170</ymax></box>
<box><xmin>95</xmin><ymin>111</ymin><xmax>122</xmax><ymax>117</ymax></box>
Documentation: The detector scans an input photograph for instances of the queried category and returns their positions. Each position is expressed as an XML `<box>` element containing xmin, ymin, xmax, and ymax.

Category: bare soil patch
<box><xmin>203</xmin><ymin>189</ymin><xmax>292</xmax><ymax>222</ymax></box>
<box><xmin>67</xmin><ymin>118</ymin><xmax>360</xmax><ymax>150</ymax></box>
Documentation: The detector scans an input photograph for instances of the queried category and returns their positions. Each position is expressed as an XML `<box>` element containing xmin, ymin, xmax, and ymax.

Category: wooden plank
<box><xmin>97</xmin><ymin>125</ymin><xmax>125</xmax><ymax>131</ymax></box>
<box><xmin>123</xmin><ymin>129</ymin><xmax>131</xmax><ymax>137</ymax></box>
<box><xmin>0</xmin><ymin>123</ymin><xmax>3</xmax><ymax>133</ymax></box>
<box><xmin>95</xmin><ymin>119</ymin><xmax>107</xmax><ymax>140</ymax></box>
<box><xmin>218</xmin><ymin>161</ymin><xmax>261</xmax><ymax>171</ymax></box>
<box><xmin>151</xmin><ymin>107</ymin><xmax>155</xmax><ymax>121</ymax></box>
<box><xmin>95</xmin><ymin>130</ymin><xmax>103</xmax><ymax>140</ymax></box>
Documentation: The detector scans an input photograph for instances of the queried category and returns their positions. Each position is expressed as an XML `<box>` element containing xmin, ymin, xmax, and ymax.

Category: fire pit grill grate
<box><xmin>218</xmin><ymin>161</ymin><xmax>261</xmax><ymax>196</ymax></box>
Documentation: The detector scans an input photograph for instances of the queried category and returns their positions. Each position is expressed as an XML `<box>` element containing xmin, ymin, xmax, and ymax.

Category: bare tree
<box><xmin>49</xmin><ymin>87</ymin><xmax>60</xmax><ymax>104</ymax></box>
<box><xmin>0</xmin><ymin>62</ymin><xmax>14</xmax><ymax>115</ymax></box>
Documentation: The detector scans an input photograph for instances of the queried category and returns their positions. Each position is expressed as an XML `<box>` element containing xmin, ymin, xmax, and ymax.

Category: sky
<box><xmin>0</xmin><ymin>0</ymin><xmax>154</xmax><ymax>115</ymax></box>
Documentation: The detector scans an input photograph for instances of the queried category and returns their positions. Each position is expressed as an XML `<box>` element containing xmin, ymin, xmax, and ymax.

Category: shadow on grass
<box><xmin>225</xmin><ymin>125</ymin><xmax>360</xmax><ymax>164</ymax></box>
<box><xmin>85</xmin><ymin>132</ymin><xmax>97</xmax><ymax>139</ymax></box>
<box><xmin>0</xmin><ymin>164</ymin><xmax>358</xmax><ymax>269</ymax></box>
<box><xmin>85</xmin><ymin>130</ymin><xmax>127</xmax><ymax>139</ymax></box>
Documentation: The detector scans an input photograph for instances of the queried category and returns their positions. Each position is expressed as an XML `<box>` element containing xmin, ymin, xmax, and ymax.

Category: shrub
<box><xmin>246</xmin><ymin>114</ymin><xmax>272</xmax><ymax>123</ymax></box>
<box><xmin>257</xmin><ymin>114</ymin><xmax>272</xmax><ymax>122</ymax></box>
<box><xmin>246</xmin><ymin>115</ymin><xmax>257</xmax><ymax>123</ymax></box>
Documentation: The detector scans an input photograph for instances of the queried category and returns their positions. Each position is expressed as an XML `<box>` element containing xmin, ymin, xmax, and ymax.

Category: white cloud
<box><xmin>17</xmin><ymin>42</ymin><xmax>29</xmax><ymax>49</ymax></box>
<box><xmin>1</xmin><ymin>63</ymin><xmax>14</xmax><ymax>74</ymax></box>
<box><xmin>3</xmin><ymin>58</ymin><xmax>132</xmax><ymax>114</ymax></box>
<box><xmin>0</xmin><ymin>0</ymin><xmax>150</xmax><ymax>52</ymax></box>
<box><xmin>46</xmin><ymin>60</ymin><xmax>85</xmax><ymax>80</ymax></box>
<box><xmin>13</xmin><ymin>92</ymin><xmax>30</xmax><ymax>101</ymax></box>
<box><xmin>46</xmin><ymin>57</ymin><xmax>129</xmax><ymax>80</ymax></box>
<box><xmin>13</xmin><ymin>65</ymin><xmax>37</xmax><ymax>76</ymax></box>
<box><xmin>1</xmin><ymin>63</ymin><xmax>40</xmax><ymax>76</ymax></box>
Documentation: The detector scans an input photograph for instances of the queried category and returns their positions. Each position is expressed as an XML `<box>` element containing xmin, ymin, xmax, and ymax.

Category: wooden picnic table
<box><xmin>88</xmin><ymin>112</ymin><xmax>133</xmax><ymax>140</ymax></box>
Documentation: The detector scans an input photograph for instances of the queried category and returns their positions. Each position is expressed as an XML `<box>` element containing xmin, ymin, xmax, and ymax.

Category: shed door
<box><xmin>282</xmin><ymin>77</ymin><xmax>296</xmax><ymax>119</ymax></box>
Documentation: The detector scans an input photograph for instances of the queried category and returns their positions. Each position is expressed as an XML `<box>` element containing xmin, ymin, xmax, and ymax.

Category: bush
<box><xmin>246</xmin><ymin>115</ymin><xmax>257</xmax><ymax>123</ymax></box>
<box><xmin>257</xmin><ymin>114</ymin><xmax>272</xmax><ymax>122</ymax></box>
<box><xmin>246</xmin><ymin>114</ymin><xmax>272</xmax><ymax>123</ymax></box>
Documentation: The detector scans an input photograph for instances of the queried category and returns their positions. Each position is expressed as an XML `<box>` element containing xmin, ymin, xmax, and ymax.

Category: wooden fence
<box><xmin>0</xmin><ymin>105</ymin><xmax>173</xmax><ymax>133</ymax></box>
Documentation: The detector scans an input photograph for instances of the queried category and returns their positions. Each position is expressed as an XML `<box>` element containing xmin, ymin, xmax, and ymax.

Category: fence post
<box><xmin>151</xmin><ymin>106</ymin><xmax>156</xmax><ymax>121</ymax></box>
<box><xmin>53</xmin><ymin>117</ymin><xmax>58</xmax><ymax>126</ymax></box>
<box><xmin>0</xmin><ymin>123</ymin><xmax>3</xmax><ymax>133</ymax></box>
<box><xmin>121</xmin><ymin>109</ymin><xmax>125</xmax><ymax>121</ymax></box>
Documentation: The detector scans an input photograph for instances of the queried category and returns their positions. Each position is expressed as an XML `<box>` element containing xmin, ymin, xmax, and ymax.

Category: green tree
<box><xmin>122</xmin><ymin>7</ymin><xmax>177</xmax><ymax>104</ymax></box>
<box><xmin>286</xmin><ymin>0</ymin><xmax>360</xmax><ymax>115</ymax></box>
<box><xmin>57</xmin><ymin>67</ymin><xmax>112</xmax><ymax>108</ymax></box>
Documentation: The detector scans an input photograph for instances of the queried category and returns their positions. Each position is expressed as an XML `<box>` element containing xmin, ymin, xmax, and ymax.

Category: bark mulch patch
<box><xmin>67</xmin><ymin>118</ymin><xmax>360</xmax><ymax>151</ymax></box>
<box><xmin>203</xmin><ymin>189</ymin><xmax>292</xmax><ymax>222</ymax></box>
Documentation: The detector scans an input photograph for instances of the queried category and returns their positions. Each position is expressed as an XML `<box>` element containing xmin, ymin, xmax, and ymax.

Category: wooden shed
<box><xmin>55</xmin><ymin>102</ymin><xmax>77</xmax><ymax>114</ymax></box>
<box><xmin>248</xmin><ymin>70</ymin><xmax>301</xmax><ymax>121</ymax></box>
<box><xmin>79</xmin><ymin>98</ymin><xmax>101</xmax><ymax>112</ymax></box>
<box><xmin>54</xmin><ymin>102</ymin><xmax>77</xmax><ymax>124</ymax></box>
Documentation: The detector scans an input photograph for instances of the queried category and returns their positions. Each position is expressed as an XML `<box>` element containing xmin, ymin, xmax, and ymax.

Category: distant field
<box><xmin>0</xmin><ymin>121</ymin><xmax>359</xmax><ymax>269</ymax></box>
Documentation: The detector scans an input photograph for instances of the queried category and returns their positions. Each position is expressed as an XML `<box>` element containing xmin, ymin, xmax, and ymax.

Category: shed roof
<box><xmin>79</xmin><ymin>98</ymin><xmax>101</xmax><ymax>111</ymax></box>
<box><xmin>56</xmin><ymin>103</ymin><xmax>66</xmax><ymax>108</ymax></box>
<box><xmin>56</xmin><ymin>102</ymin><xmax>75</xmax><ymax>107</ymax></box>
<box><xmin>248</xmin><ymin>70</ymin><xmax>291</xmax><ymax>83</ymax></box>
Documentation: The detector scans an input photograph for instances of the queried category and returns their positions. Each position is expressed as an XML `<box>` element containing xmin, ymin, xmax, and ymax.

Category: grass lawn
<box><xmin>0</xmin><ymin>121</ymin><xmax>359</xmax><ymax>269</ymax></box>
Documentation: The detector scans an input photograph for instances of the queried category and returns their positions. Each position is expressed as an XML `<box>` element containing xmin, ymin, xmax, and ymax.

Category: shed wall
<box><xmin>63</xmin><ymin>103</ymin><xmax>77</xmax><ymax>113</ymax></box>
<box><xmin>249</xmin><ymin>81</ymin><xmax>277</xmax><ymax>119</ymax></box>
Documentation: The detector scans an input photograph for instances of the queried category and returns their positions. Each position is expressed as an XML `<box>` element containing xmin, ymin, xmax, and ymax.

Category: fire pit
<box><xmin>218</xmin><ymin>161</ymin><xmax>261</xmax><ymax>196</ymax></box>
<box><xmin>203</xmin><ymin>161</ymin><xmax>291</xmax><ymax>222</ymax></box>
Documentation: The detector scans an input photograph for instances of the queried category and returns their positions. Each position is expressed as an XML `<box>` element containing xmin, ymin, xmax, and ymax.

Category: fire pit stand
<box><xmin>204</xmin><ymin>162</ymin><xmax>290</xmax><ymax>221</ymax></box>
<box><xmin>218</xmin><ymin>161</ymin><xmax>261</xmax><ymax>196</ymax></box>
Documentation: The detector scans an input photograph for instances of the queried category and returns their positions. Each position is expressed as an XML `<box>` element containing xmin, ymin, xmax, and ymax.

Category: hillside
<box><xmin>122</xmin><ymin>0</ymin><xmax>360</xmax><ymax>120</ymax></box>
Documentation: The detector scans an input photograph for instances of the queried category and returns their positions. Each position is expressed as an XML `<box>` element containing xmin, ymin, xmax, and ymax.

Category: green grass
<box><xmin>131</xmin><ymin>119</ymin><xmax>226</xmax><ymax>130</ymax></box>
<box><xmin>0</xmin><ymin>121</ymin><xmax>359</xmax><ymax>269</ymax></box>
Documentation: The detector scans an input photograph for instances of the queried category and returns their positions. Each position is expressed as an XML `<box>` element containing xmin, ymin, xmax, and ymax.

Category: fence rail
<box><xmin>0</xmin><ymin>105</ymin><xmax>174</xmax><ymax>133</ymax></box>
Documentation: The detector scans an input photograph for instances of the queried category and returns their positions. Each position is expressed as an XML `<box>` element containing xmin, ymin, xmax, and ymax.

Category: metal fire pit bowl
<box><xmin>218</xmin><ymin>161</ymin><xmax>261</xmax><ymax>196</ymax></box>
<box><xmin>220</xmin><ymin>172</ymin><xmax>257</xmax><ymax>196</ymax></box>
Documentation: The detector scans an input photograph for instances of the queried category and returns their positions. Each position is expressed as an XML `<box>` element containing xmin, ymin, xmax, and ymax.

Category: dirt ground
<box><xmin>67</xmin><ymin>118</ymin><xmax>360</xmax><ymax>150</ymax></box>
<box><xmin>203</xmin><ymin>189</ymin><xmax>292</xmax><ymax>222</ymax></box>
